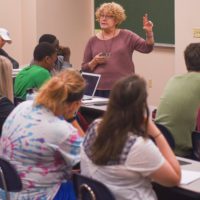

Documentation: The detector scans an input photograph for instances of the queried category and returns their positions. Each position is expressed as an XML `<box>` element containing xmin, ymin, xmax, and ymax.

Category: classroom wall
<box><xmin>35</xmin><ymin>0</ymin><xmax>94</xmax><ymax>68</ymax></box>
<box><xmin>0</xmin><ymin>0</ymin><xmax>93</xmax><ymax>68</ymax></box>
<box><xmin>175</xmin><ymin>0</ymin><xmax>200</xmax><ymax>74</ymax></box>
<box><xmin>21</xmin><ymin>0</ymin><xmax>37</xmax><ymax>65</ymax></box>
<box><xmin>135</xmin><ymin>0</ymin><xmax>200</xmax><ymax>106</ymax></box>
<box><xmin>0</xmin><ymin>0</ymin><xmax>22</xmax><ymax>64</ymax></box>
<box><xmin>1</xmin><ymin>0</ymin><xmax>200</xmax><ymax>106</ymax></box>
<box><xmin>134</xmin><ymin>47</ymin><xmax>175</xmax><ymax>106</ymax></box>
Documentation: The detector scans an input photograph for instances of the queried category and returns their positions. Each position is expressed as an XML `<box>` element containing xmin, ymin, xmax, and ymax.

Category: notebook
<box><xmin>82</xmin><ymin>72</ymin><xmax>101</xmax><ymax>100</ymax></box>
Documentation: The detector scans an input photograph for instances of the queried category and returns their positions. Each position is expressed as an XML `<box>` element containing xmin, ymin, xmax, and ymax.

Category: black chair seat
<box><xmin>0</xmin><ymin>157</ymin><xmax>22</xmax><ymax>200</ymax></box>
<box><xmin>72</xmin><ymin>173</ymin><xmax>116</xmax><ymax>200</ymax></box>
<box><xmin>155</xmin><ymin>122</ymin><xmax>175</xmax><ymax>150</ymax></box>
<box><xmin>192</xmin><ymin>131</ymin><xmax>200</xmax><ymax>161</ymax></box>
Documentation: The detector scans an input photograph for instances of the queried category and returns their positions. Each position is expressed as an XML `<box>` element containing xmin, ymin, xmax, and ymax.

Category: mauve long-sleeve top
<box><xmin>82</xmin><ymin>29</ymin><xmax>153</xmax><ymax>90</ymax></box>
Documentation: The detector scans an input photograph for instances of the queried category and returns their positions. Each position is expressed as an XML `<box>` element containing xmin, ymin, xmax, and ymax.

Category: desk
<box><xmin>12</xmin><ymin>68</ymin><xmax>22</xmax><ymax>78</ymax></box>
<box><xmin>178</xmin><ymin>157</ymin><xmax>200</xmax><ymax>193</ymax></box>
<box><xmin>81</xmin><ymin>97</ymin><xmax>108</xmax><ymax>123</ymax></box>
<box><xmin>81</xmin><ymin>104</ymin><xmax>106</xmax><ymax>123</ymax></box>
<box><xmin>154</xmin><ymin>156</ymin><xmax>200</xmax><ymax>200</ymax></box>
<box><xmin>81</xmin><ymin>103</ymin><xmax>156</xmax><ymax>122</ymax></box>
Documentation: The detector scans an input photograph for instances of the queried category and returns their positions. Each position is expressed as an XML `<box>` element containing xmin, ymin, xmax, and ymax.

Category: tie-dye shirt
<box><xmin>0</xmin><ymin>100</ymin><xmax>83</xmax><ymax>200</ymax></box>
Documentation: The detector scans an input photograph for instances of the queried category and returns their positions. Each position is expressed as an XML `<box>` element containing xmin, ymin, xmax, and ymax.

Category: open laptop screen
<box><xmin>82</xmin><ymin>72</ymin><xmax>101</xmax><ymax>97</ymax></box>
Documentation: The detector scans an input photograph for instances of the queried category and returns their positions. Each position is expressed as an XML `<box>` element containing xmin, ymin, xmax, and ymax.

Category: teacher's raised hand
<box><xmin>143</xmin><ymin>13</ymin><xmax>153</xmax><ymax>33</ymax></box>
<box><xmin>143</xmin><ymin>13</ymin><xmax>154</xmax><ymax>45</ymax></box>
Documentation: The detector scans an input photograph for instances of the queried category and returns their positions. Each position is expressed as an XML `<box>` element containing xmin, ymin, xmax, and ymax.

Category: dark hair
<box><xmin>67</xmin><ymin>90</ymin><xmax>84</xmax><ymax>103</ymax></box>
<box><xmin>33</xmin><ymin>42</ymin><xmax>56</xmax><ymax>61</ymax></box>
<box><xmin>91</xmin><ymin>74</ymin><xmax>149</xmax><ymax>165</ymax></box>
<box><xmin>39</xmin><ymin>34</ymin><xmax>57</xmax><ymax>44</ymax></box>
<box><xmin>184</xmin><ymin>43</ymin><xmax>200</xmax><ymax>72</ymax></box>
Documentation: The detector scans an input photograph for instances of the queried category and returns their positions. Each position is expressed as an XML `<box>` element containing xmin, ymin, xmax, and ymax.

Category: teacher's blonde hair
<box><xmin>96</xmin><ymin>2</ymin><xmax>126</xmax><ymax>25</ymax></box>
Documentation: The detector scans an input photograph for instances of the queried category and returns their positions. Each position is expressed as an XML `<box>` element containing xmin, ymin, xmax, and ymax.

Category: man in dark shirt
<box><xmin>0</xmin><ymin>28</ymin><xmax>19</xmax><ymax>69</ymax></box>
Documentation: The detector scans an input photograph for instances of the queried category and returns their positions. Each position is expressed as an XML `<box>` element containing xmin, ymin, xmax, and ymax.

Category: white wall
<box><xmin>135</xmin><ymin>47</ymin><xmax>175</xmax><ymax>106</ymax></box>
<box><xmin>21</xmin><ymin>0</ymin><xmax>37</xmax><ymax>65</ymax></box>
<box><xmin>35</xmin><ymin>0</ymin><xmax>94</xmax><ymax>68</ymax></box>
<box><xmin>0</xmin><ymin>0</ymin><xmax>22</xmax><ymax>64</ymax></box>
<box><xmin>1</xmin><ymin>0</ymin><xmax>200</xmax><ymax>106</ymax></box>
<box><xmin>175</xmin><ymin>0</ymin><xmax>200</xmax><ymax>74</ymax></box>
<box><xmin>0</xmin><ymin>0</ymin><xmax>93</xmax><ymax>68</ymax></box>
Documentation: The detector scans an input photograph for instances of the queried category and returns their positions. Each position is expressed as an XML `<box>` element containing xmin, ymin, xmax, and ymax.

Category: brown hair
<box><xmin>184</xmin><ymin>43</ymin><xmax>200</xmax><ymax>72</ymax></box>
<box><xmin>0</xmin><ymin>56</ymin><xmax>14</xmax><ymax>102</ymax></box>
<box><xmin>91</xmin><ymin>74</ymin><xmax>149</xmax><ymax>165</ymax></box>
<box><xmin>95</xmin><ymin>2</ymin><xmax>126</xmax><ymax>26</ymax></box>
<box><xmin>35</xmin><ymin>69</ymin><xmax>86</xmax><ymax>114</ymax></box>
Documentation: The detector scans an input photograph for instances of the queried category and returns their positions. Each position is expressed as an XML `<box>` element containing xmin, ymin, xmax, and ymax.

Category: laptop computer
<box><xmin>82</xmin><ymin>72</ymin><xmax>101</xmax><ymax>100</ymax></box>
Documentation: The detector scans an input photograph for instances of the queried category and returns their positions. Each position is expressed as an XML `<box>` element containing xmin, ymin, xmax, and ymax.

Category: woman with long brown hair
<box><xmin>81</xmin><ymin>74</ymin><xmax>181</xmax><ymax>200</ymax></box>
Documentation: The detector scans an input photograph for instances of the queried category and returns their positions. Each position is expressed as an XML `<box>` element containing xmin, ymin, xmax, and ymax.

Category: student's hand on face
<box><xmin>64</xmin><ymin>100</ymin><xmax>81</xmax><ymax>120</ymax></box>
<box><xmin>143</xmin><ymin>13</ymin><xmax>153</xmax><ymax>33</ymax></box>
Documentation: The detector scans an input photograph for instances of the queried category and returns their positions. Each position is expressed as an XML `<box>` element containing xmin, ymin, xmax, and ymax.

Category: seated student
<box><xmin>0</xmin><ymin>56</ymin><xmax>15</xmax><ymax>135</ymax></box>
<box><xmin>38</xmin><ymin>34</ymin><xmax>72</xmax><ymax>73</ymax></box>
<box><xmin>0</xmin><ymin>28</ymin><xmax>19</xmax><ymax>69</ymax></box>
<box><xmin>81</xmin><ymin>74</ymin><xmax>181</xmax><ymax>200</ymax></box>
<box><xmin>14</xmin><ymin>42</ymin><xmax>57</xmax><ymax>100</ymax></box>
<box><xmin>0</xmin><ymin>69</ymin><xmax>86</xmax><ymax>199</ymax></box>
<box><xmin>155</xmin><ymin>43</ymin><xmax>200</xmax><ymax>157</ymax></box>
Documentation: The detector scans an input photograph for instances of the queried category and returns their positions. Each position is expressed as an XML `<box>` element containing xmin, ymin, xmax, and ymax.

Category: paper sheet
<box><xmin>181</xmin><ymin>169</ymin><xmax>200</xmax><ymax>184</ymax></box>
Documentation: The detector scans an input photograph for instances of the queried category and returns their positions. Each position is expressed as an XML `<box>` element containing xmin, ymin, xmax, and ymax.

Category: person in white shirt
<box><xmin>81</xmin><ymin>74</ymin><xmax>181</xmax><ymax>200</ymax></box>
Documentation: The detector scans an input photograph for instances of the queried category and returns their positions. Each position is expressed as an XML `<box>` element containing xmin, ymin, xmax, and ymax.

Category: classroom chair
<box><xmin>72</xmin><ymin>173</ymin><xmax>116</xmax><ymax>200</ymax></box>
<box><xmin>155</xmin><ymin>122</ymin><xmax>175</xmax><ymax>150</ymax></box>
<box><xmin>191</xmin><ymin>130</ymin><xmax>200</xmax><ymax>161</ymax></box>
<box><xmin>0</xmin><ymin>157</ymin><xmax>22</xmax><ymax>200</ymax></box>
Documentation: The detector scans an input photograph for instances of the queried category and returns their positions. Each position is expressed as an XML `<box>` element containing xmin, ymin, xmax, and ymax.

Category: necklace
<box><xmin>101</xmin><ymin>29</ymin><xmax>116</xmax><ymax>57</ymax></box>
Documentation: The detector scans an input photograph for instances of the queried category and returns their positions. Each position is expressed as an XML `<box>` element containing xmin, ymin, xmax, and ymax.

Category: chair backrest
<box><xmin>14</xmin><ymin>96</ymin><xmax>24</xmax><ymax>106</ymax></box>
<box><xmin>192</xmin><ymin>131</ymin><xmax>200</xmax><ymax>161</ymax></box>
<box><xmin>0</xmin><ymin>157</ymin><xmax>22</xmax><ymax>199</ymax></box>
<box><xmin>72</xmin><ymin>173</ymin><xmax>116</xmax><ymax>200</ymax></box>
<box><xmin>155</xmin><ymin>122</ymin><xmax>175</xmax><ymax>150</ymax></box>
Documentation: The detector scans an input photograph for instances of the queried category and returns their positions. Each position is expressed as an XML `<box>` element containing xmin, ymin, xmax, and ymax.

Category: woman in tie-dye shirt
<box><xmin>0</xmin><ymin>69</ymin><xmax>86</xmax><ymax>200</ymax></box>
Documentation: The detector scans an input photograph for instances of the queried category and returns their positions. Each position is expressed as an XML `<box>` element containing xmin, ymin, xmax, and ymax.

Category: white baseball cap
<box><xmin>0</xmin><ymin>28</ymin><xmax>12</xmax><ymax>43</ymax></box>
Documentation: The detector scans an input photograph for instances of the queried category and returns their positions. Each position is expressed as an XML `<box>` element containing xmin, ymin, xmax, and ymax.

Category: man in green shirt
<box><xmin>156</xmin><ymin>43</ymin><xmax>200</xmax><ymax>157</ymax></box>
<box><xmin>14</xmin><ymin>42</ymin><xmax>57</xmax><ymax>100</ymax></box>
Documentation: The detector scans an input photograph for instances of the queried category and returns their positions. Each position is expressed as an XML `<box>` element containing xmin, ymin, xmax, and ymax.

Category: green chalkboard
<box><xmin>95</xmin><ymin>0</ymin><xmax>174</xmax><ymax>45</ymax></box>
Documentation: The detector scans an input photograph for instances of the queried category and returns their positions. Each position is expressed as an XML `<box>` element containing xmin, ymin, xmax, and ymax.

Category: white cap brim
<box><xmin>2</xmin><ymin>35</ymin><xmax>12</xmax><ymax>43</ymax></box>
<box><xmin>0</xmin><ymin>28</ymin><xmax>12</xmax><ymax>43</ymax></box>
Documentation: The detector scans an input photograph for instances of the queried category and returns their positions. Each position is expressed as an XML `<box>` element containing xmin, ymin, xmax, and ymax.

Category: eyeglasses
<box><xmin>100</xmin><ymin>14</ymin><xmax>114</xmax><ymax>20</ymax></box>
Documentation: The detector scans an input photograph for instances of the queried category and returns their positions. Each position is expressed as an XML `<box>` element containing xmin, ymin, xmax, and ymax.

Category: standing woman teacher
<box><xmin>81</xmin><ymin>2</ymin><xmax>154</xmax><ymax>98</ymax></box>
